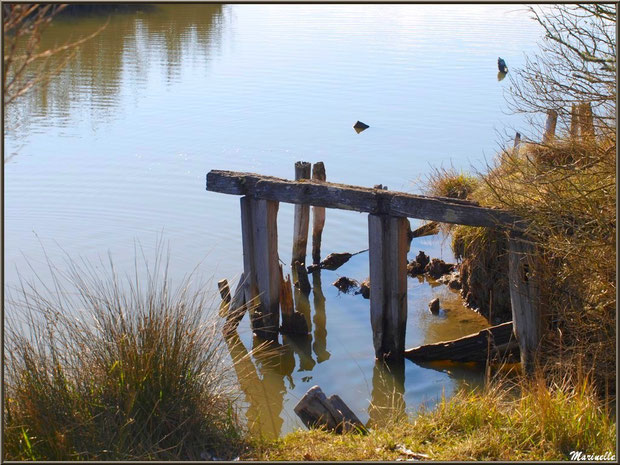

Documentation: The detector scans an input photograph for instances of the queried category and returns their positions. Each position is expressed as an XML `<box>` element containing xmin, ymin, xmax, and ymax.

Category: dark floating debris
<box><xmin>428</xmin><ymin>297</ymin><xmax>440</xmax><ymax>314</ymax></box>
<box><xmin>356</xmin><ymin>278</ymin><xmax>370</xmax><ymax>299</ymax></box>
<box><xmin>353</xmin><ymin>120</ymin><xmax>369</xmax><ymax>133</ymax></box>
<box><xmin>332</xmin><ymin>276</ymin><xmax>359</xmax><ymax>293</ymax></box>
<box><xmin>497</xmin><ymin>57</ymin><xmax>508</xmax><ymax>74</ymax></box>
<box><xmin>407</xmin><ymin>250</ymin><xmax>430</xmax><ymax>277</ymax></box>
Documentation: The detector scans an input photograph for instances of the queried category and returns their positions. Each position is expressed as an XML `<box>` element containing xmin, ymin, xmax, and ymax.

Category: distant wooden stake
<box><xmin>513</xmin><ymin>132</ymin><xmax>521</xmax><ymax>149</ymax></box>
<box><xmin>542</xmin><ymin>109</ymin><xmax>558</xmax><ymax>144</ymax></box>
<box><xmin>368</xmin><ymin>214</ymin><xmax>409</xmax><ymax>361</ymax></box>
<box><xmin>240</xmin><ymin>196</ymin><xmax>281</xmax><ymax>340</ymax></box>
<box><xmin>570</xmin><ymin>104</ymin><xmax>579</xmax><ymax>138</ymax></box>
<box><xmin>311</xmin><ymin>162</ymin><xmax>327</xmax><ymax>264</ymax></box>
<box><xmin>292</xmin><ymin>161</ymin><xmax>312</xmax><ymax>265</ymax></box>
<box><xmin>508</xmin><ymin>234</ymin><xmax>541</xmax><ymax>375</ymax></box>
<box><xmin>580</xmin><ymin>102</ymin><xmax>594</xmax><ymax>139</ymax></box>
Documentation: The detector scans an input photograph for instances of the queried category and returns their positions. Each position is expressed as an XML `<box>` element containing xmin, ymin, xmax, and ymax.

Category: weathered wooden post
<box><xmin>570</xmin><ymin>103</ymin><xmax>579</xmax><ymax>138</ymax></box>
<box><xmin>311</xmin><ymin>162</ymin><xmax>327</xmax><ymax>264</ymax></box>
<box><xmin>507</xmin><ymin>233</ymin><xmax>541</xmax><ymax>375</ymax></box>
<box><xmin>292</xmin><ymin>161</ymin><xmax>311</xmax><ymax>265</ymax></box>
<box><xmin>513</xmin><ymin>131</ymin><xmax>521</xmax><ymax>149</ymax></box>
<box><xmin>240</xmin><ymin>196</ymin><xmax>281</xmax><ymax>340</ymax></box>
<box><xmin>579</xmin><ymin>102</ymin><xmax>594</xmax><ymax>140</ymax></box>
<box><xmin>368</xmin><ymin>214</ymin><xmax>409</xmax><ymax>361</ymax></box>
<box><xmin>542</xmin><ymin>109</ymin><xmax>558</xmax><ymax>144</ymax></box>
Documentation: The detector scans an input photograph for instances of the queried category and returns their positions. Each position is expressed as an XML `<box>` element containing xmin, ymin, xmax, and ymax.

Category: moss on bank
<box><xmin>251</xmin><ymin>378</ymin><xmax>616</xmax><ymax>461</ymax></box>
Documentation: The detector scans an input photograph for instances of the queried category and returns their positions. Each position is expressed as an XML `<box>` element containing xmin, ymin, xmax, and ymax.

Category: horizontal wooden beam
<box><xmin>404</xmin><ymin>321</ymin><xmax>515</xmax><ymax>363</ymax></box>
<box><xmin>207</xmin><ymin>170</ymin><xmax>524</xmax><ymax>229</ymax></box>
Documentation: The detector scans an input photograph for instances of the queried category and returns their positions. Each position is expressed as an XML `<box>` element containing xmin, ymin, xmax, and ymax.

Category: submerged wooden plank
<box><xmin>404</xmin><ymin>321</ymin><xmax>515</xmax><ymax>363</ymax></box>
<box><xmin>207</xmin><ymin>170</ymin><xmax>522</xmax><ymax>229</ymax></box>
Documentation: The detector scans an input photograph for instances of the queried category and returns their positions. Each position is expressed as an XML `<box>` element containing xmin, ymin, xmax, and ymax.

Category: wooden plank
<box><xmin>207</xmin><ymin>170</ymin><xmax>522</xmax><ymax>229</ymax></box>
<box><xmin>508</xmin><ymin>235</ymin><xmax>541</xmax><ymax>375</ymax></box>
<box><xmin>240</xmin><ymin>196</ymin><xmax>280</xmax><ymax>341</ymax></box>
<box><xmin>311</xmin><ymin>162</ymin><xmax>327</xmax><ymax>264</ymax></box>
<box><xmin>292</xmin><ymin>161</ymin><xmax>311</xmax><ymax>265</ymax></box>
<box><xmin>404</xmin><ymin>321</ymin><xmax>515</xmax><ymax>363</ymax></box>
<box><xmin>368</xmin><ymin>214</ymin><xmax>409</xmax><ymax>361</ymax></box>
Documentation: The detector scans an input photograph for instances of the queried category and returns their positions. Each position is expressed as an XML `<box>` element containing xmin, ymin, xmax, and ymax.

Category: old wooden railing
<box><xmin>206</xmin><ymin>168</ymin><xmax>540</xmax><ymax>373</ymax></box>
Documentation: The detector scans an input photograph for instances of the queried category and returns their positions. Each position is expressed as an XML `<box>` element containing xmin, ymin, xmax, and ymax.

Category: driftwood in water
<box><xmin>311</xmin><ymin>162</ymin><xmax>327</xmax><ymax>264</ymax></box>
<box><xmin>292</xmin><ymin>161</ymin><xmax>312</xmax><ymax>265</ymax></box>
<box><xmin>294</xmin><ymin>260</ymin><xmax>312</xmax><ymax>295</ymax></box>
<box><xmin>294</xmin><ymin>385</ymin><xmax>366</xmax><ymax>434</ymax></box>
<box><xmin>404</xmin><ymin>321</ymin><xmax>515</xmax><ymax>363</ymax></box>
<box><xmin>409</xmin><ymin>221</ymin><xmax>439</xmax><ymax>239</ymax></box>
<box><xmin>223</xmin><ymin>274</ymin><xmax>247</xmax><ymax>336</ymax></box>
<box><xmin>279</xmin><ymin>266</ymin><xmax>309</xmax><ymax>335</ymax></box>
<box><xmin>307</xmin><ymin>249</ymin><xmax>368</xmax><ymax>273</ymax></box>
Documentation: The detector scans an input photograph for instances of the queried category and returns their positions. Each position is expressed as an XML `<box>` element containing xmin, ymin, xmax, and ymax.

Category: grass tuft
<box><xmin>4</xmin><ymin>244</ymin><xmax>247</xmax><ymax>460</ymax></box>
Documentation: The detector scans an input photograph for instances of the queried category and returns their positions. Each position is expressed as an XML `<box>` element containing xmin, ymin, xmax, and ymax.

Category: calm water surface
<box><xmin>4</xmin><ymin>4</ymin><xmax>544</xmax><ymax>437</ymax></box>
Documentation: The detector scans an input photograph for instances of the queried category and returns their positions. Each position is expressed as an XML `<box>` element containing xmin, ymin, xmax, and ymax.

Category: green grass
<box><xmin>4</xmin><ymin>245</ymin><xmax>248</xmax><ymax>460</ymax></box>
<box><xmin>251</xmin><ymin>376</ymin><xmax>616</xmax><ymax>461</ymax></box>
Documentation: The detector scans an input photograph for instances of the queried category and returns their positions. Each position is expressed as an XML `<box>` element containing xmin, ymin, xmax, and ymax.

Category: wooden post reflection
<box><xmin>223</xmin><ymin>331</ymin><xmax>294</xmax><ymax>438</ymax></box>
<box><xmin>311</xmin><ymin>270</ymin><xmax>331</xmax><ymax>363</ymax></box>
<box><xmin>368</xmin><ymin>359</ymin><xmax>406</xmax><ymax>427</ymax></box>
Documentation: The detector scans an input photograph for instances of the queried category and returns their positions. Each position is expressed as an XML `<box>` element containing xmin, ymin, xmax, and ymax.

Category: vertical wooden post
<box><xmin>368</xmin><ymin>214</ymin><xmax>409</xmax><ymax>361</ymax></box>
<box><xmin>240</xmin><ymin>196</ymin><xmax>281</xmax><ymax>341</ymax></box>
<box><xmin>292</xmin><ymin>161</ymin><xmax>311</xmax><ymax>265</ymax></box>
<box><xmin>579</xmin><ymin>102</ymin><xmax>594</xmax><ymax>140</ymax></box>
<box><xmin>542</xmin><ymin>109</ymin><xmax>558</xmax><ymax>144</ymax></box>
<box><xmin>508</xmin><ymin>234</ymin><xmax>541</xmax><ymax>375</ymax></box>
<box><xmin>513</xmin><ymin>131</ymin><xmax>521</xmax><ymax>149</ymax></box>
<box><xmin>311</xmin><ymin>162</ymin><xmax>326</xmax><ymax>264</ymax></box>
<box><xmin>570</xmin><ymin>103</ymin><xmax>579</xmax><ymax>138</ymax></box>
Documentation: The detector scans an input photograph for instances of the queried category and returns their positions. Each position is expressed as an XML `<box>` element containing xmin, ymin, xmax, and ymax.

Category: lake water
<box><xmin>4</xmin><ymin>4</ymin><xmax>545</xmax><ymax>438</ymax></box>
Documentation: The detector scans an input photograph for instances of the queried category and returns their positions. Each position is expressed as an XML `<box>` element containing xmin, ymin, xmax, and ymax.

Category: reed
<box><xmin>4</xmin><ymin>244</ymin><xmax>247</xmax><ymax>460</ymax></box>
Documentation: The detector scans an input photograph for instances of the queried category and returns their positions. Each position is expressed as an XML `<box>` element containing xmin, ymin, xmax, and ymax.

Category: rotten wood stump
<box><xmin>279</xmin><ymin>266</ymin><xmax>308</xmax><ymax>335</ymax></box>
<box><xmin>294</xmin><ymin>385</ymin><xmax>366</xmax><ymax>434</ymax></box>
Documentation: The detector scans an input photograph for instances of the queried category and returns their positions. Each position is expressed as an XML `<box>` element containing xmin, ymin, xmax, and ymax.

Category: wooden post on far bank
<box><xmin>507</xmin><ymin>233</ymin><xmax>541</xmax><ymax>375</ymax></box>
<box><xmin>292</xmin><ymin>161</ymin><xmax>311</xmax><ymax>265</ymax></box>
<box><xmin>311</xmin><ymin>162</ymin><xmax>326</xmax><ymax>264</ymax></box>
<box><xmin>579</xmin><ymin>102</ymin><xmax>594</xmax><ymax>140</ymax></box>
<box><xmin>368</xmin><ymin>214</ymin><xmax>410</xmax><ymax>361</ymax></box>
<box><xmin>240</xmin><ymin>196</ymin><xmax>281</xmax><ymax>340</ymax></box>
<box><xmin>570</xmin><ymin>104</ymin><xmax>579</xmax><ymax>138</ymax></box>
<box><xmin>542</xmin><ymin>109</ymin><xmax>558</xmax><ymax>144</ymax></box>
